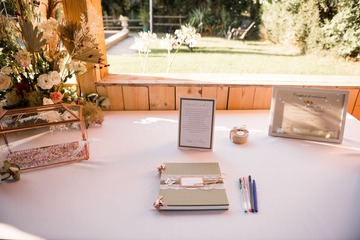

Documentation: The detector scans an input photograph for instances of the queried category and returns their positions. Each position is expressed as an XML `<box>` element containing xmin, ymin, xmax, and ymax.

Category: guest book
<box><xmin>154</xmin><ymin>162</ymin><xmax>229</xmax><ymax>210</ymax></box>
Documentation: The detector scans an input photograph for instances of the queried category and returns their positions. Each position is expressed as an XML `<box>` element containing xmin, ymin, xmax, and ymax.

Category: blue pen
<box><xmin>253</xmin><ymin>179</ymin><xmax>258</xmax><ymax>213</ymax></box>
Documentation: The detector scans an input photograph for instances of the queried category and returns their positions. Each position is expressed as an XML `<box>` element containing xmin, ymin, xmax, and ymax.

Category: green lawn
<box><xmin>107</xmin><ymin>36</ymin><xmax>360</xmax><ymax>76</ymax></box>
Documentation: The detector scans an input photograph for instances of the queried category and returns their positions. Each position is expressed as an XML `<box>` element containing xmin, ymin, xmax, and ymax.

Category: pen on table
<box><xmin>239</xmin><ymin>178</ymin><xmax>248</xmax><ymax>213</ymax></box>
<box><xmin>249</xmin><ymin>175</ymin><xmax>254</xmax><ymax>212</ymax></box>
<box><xmin>243</xmin><ymin>177</ymin><xmax>252</xmax><ymax>213</ymax></box>
<box><xmin>253</xmin><ymin>179</ymin><xmax>258</xmax><ymax>213</ymax></box>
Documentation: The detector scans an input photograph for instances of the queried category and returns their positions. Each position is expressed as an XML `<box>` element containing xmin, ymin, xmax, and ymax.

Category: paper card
<box><xmin>178</xmin><ymin>97</ymin><xmax>216</xmax><ymax>150</ymax></box>
<box><xmin>269</xmin><ymin>86</ymin><xmax>349</xmax><ymax>143</ymax></box>
<box><xmin>180</xmin><ymin>177</ymin><xmax>204</xmax><ymax>187</ymax></box>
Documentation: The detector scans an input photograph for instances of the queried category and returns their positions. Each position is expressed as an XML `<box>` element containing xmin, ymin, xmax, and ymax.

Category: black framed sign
<box><xmin>269</xmin><ymin>86</ymin><xmax>349</xmax><ymax>143</ymax></box>
<box><xmin>178</xmin><ymin>97</ymin><xmax>216</xmax><ymax>150</ymax></box>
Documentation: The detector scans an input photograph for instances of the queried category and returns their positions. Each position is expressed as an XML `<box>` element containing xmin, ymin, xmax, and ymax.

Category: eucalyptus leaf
<box><xmin>1</xmin><ymin>161</ymin><xmax>21</xmax><ymax>182</ymax></box>
<box><xmin>9</xmin><ymin>166</ymin><xmax>20</xmax><ymax>173</ymax></box>
<box><xmin>2</xmin><ymin>160</ymin><xmax>11</xmax><ymax>171</ymax></box>
<box><xmin>1</xmin><ymin>172</ymin><xmax>11</xmax><ymax>181</ymax></box>
<box><xmin>13</xmin><ymin>172</ymin><xmax>20</xmax><ymax>181</ymax></box>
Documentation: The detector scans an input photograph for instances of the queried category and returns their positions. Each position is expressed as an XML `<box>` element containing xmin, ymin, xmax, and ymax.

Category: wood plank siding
<box><xmin>97</xmin><ymin>73</ymin><xmax>360</xmax><ymax>120</ymax></box>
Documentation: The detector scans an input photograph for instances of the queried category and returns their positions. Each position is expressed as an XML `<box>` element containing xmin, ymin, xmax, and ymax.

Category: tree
<box><xmin>101</xmin><ymin>0</ymin><xmax>131</xmax><ymax>16</ymax></box>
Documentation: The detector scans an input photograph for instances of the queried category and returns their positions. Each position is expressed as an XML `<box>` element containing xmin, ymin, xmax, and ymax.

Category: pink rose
<box><xmin>50</xmin><ymin>91</ymin><xmax>63</xmax><ymax>104</ymax></box>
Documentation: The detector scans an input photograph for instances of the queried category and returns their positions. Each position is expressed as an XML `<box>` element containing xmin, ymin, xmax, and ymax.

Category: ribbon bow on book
<box><xmin>157</xmin><ymin>163</ymin><xmax>166</xmax><ymax>175</ymax></box>
<box><xmin>153</xmin><ymin>195</ymin><xmax>167</xmax><ymax>210</ymax></box>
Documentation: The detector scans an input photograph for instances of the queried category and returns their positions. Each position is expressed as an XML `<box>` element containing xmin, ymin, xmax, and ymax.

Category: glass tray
<box><xmin>0</xmin><ymin>104</ymin><xmax>89</xmax><ymax>170</ymax></box>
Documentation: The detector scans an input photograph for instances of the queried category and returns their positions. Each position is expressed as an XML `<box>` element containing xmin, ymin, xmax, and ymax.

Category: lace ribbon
<box><xmin>160</xmin><ymin>174</ymin><xmax>225</xmax><ymax>190</ymax></box>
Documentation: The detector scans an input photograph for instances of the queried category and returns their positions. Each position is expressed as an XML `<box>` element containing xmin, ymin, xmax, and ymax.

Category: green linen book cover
<box><xmin>155</xmin><ymin>162</ymin><xmax>229</xmax><ymax>210</ymax></box>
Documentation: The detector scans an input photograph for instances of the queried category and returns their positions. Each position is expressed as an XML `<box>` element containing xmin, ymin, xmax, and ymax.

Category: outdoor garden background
<box><xmin>102</xmin><ymin>0</ymin><xmax>359</xmax><ymax>75</ymax></box>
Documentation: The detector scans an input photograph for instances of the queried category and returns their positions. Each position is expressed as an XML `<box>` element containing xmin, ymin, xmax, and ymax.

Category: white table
<box><xmin>1</xmin><ymin>110</ymin><xmax>360</xmax><ymax>240</ymax></box>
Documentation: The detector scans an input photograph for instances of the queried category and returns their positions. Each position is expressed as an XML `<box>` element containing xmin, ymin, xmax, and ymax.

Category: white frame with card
<box><xmin>269</xmin><ymin>86</ymin><xmax>349</xmax><ymax>143</ymax></box>
<box><xmin>178</xmin><ymin>97</ymin><xmax>216</xmax><ymax>150</ymax></box>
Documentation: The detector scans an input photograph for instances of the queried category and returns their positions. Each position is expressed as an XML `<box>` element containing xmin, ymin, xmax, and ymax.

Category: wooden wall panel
<box><xmin>202</xmin><ymin>86</ymin><xmax>229</xmax><ymax>110</ymax></box>
<box><xmin>253</xmin><ymin>86</ymin><xmax>272</xmax><ymax>109</ymax></box>
<box><xmin>351</xmin><ymin>91</ymin><xmax>360</xmax><ymax>119</ymax></box>
<box><xmin>340</xmin><ymin>88</ymin><xmax>359</xmax><ymax>114</ymax></box>
<box><xmin>175</xmin><ymin>86</ymin><xmax>202</xmax><ymax>109</ymax></box>
<box><xmin>149</xmin><ymin>86</ymin><xmax>175</xmax><ymax>110</ymax></box>
<box><xmin>123</xmin><ymin>86</ymin><xmax>149</xmax><ymax>110</ymax></box>
<box><xmin>96</xmin><ymin>85</ymin><xmax>108</xmax><ymax>98</ymax></box>
<box><xmin>96</xmin><ymin>81</ymin><xmax>360</xmax><ymax>121</ymax></box>
<box><xmin>228</xmin><ymin>86</ymin><xmax>256</xmax><ymax>110</ymax></box>
<box><xmin>106</xmin><ymin>85</ymin><xmax>124</xmax><ymax>110</ymax></box>
<box><xmin>228</xmin><ymin>87</ymin><xmax>241</xmax><ymax>110</ymax></box>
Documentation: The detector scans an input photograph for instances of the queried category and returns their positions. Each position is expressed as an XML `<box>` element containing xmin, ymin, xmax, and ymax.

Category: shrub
<box><xmin>215</xmin><ymin>7</ymin><xmax>232</xmax><ymax>37</ymax></box>
<box><xmin>187</xmin><ymin>7</ymin><xmax>215</xmax><ymax>35</ymax></box>
<box><xmin>261</xmin><ymin>0</ymin><xmax>321</xmax><ymax>53</ymax></box>
<box><xmin>321</xmin><ymin>0</ymin><xmax>360</xmax><ymax>58</ymax></box>
<box><xmin>261</xmin><ymin>0</ymin><xmax>359</xmax><ymax>58</ymax></box>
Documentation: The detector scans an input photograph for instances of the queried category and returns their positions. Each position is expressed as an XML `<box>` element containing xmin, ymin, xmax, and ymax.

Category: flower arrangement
<box><xmin>134</xmin><ymin>31</ymin><xmax>157</xmax><ymax>72</ymax></box>
<box><xmin>160</xmin><ymin>25</ymin><xmax>201</xmax><ymax>72</ymax></box>
<box><xmin>134</xmin><ymin>25</ymin><xmax>201</xmax><ymax>73</ymax></box>
<box><xmin>0</xmin><ymin>0</ymin><xmax>106</xmax><ymax>112</ymax></box>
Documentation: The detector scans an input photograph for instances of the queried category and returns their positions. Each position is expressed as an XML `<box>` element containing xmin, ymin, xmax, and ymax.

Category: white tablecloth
<box><xmin>1</xmin><ymin>110</ymin><xmax>360</xmax><ymax>240</ymax></box>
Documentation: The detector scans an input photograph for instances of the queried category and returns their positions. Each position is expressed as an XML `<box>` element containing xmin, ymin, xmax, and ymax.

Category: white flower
<box><xmin>39</xmin><ymin>98</ymin><xmax>63</xmax><ymax>122</ymax></box>
<box><xmin>134</xmin><ymin>31</ymin><xmax>157</xmax><ymax>53</ymax></box>
<box><xmin>174</xmin><ymin>25</ymin><xmax>201</xmax><ymax>48</ymax></box>
<box><xmin>38</xmin><ymin>18</ymin><xmax>58</xmax><ymax>43</ymax></box>
<box><xmin>119</xmin><ymin>15</ymin><xmax>129</xmax><ymax>21</ymax></box>
<box><xmin>61</xmin><ymin>111</ymin><xmax>76</xmax><ymax>121</ymax></box>
<box><xmin>1</xmin><ymin>66</ymin><xmax>12</xmax><ymax>75</ymax></box>
<box><xmin>69</xmin><ymin>60</ymin><xmax>87</xmax><ymax>75</ymax></box>
<box><xmin>160</xmin><ymin>34</ymin><xmax>176</xmax><ymax>51</ymax></box>
<box><xmin>40</xmin><ymin>111</ymin><xmax>62</xmax><ymax>123</ymax></box>
<box><xmin>48</xmin><ymin>71</ymin><xmax>61</xmax><ymax>85</ymax></box>
<box><xmin>46</xmin><ymin>112</ymin><xmax>61</xmax><ymax>122</ymax></box>
<box><xmin>62</xmin><ymin>111</ymin><xmax>80</xmax><ymax>129</ymax></box>
<box><xmin>37</xmin><ymin>71</ymin><xmax>61</xmax><ymax>90</ymax></box>
<box><xmin>186</xmin><ymin>37</ymin><xmax>200</xmax><ymax>48</ymax></box>
<box><xmin>43</xmin><ymin>97</ymin><xmax>54</xmax><ymax>105</ymax></box>
<box><xmin>37</xmin><ymin>74</ymin><xmax>53</xmax><ymax>90</ymax></box>
<box><xmin>0</xmin><ymin>73</ymin><xmax>12</xmax><ymax>90</ymax></box>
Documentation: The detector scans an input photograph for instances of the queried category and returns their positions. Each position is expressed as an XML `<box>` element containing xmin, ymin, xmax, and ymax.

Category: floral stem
<box><xmin>167</xmin><ymin>40</ymin><xmax>183</xmax><ymax>73</ymax></box>
<box><xmin>166</xmin><ymin>48</ymin><xmax>174</xmax><ymax>73</ymax></box>
<box><xmin>138</xmin><ymin>51</ymin><xmax>146</xmax><ymax>73</ymax></box>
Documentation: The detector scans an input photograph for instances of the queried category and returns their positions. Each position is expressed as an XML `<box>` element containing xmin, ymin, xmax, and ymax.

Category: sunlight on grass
<box><xmin>107</xmin><ymin>36</ymin><xmax>360</xmax><ymax>76</ymax></box>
